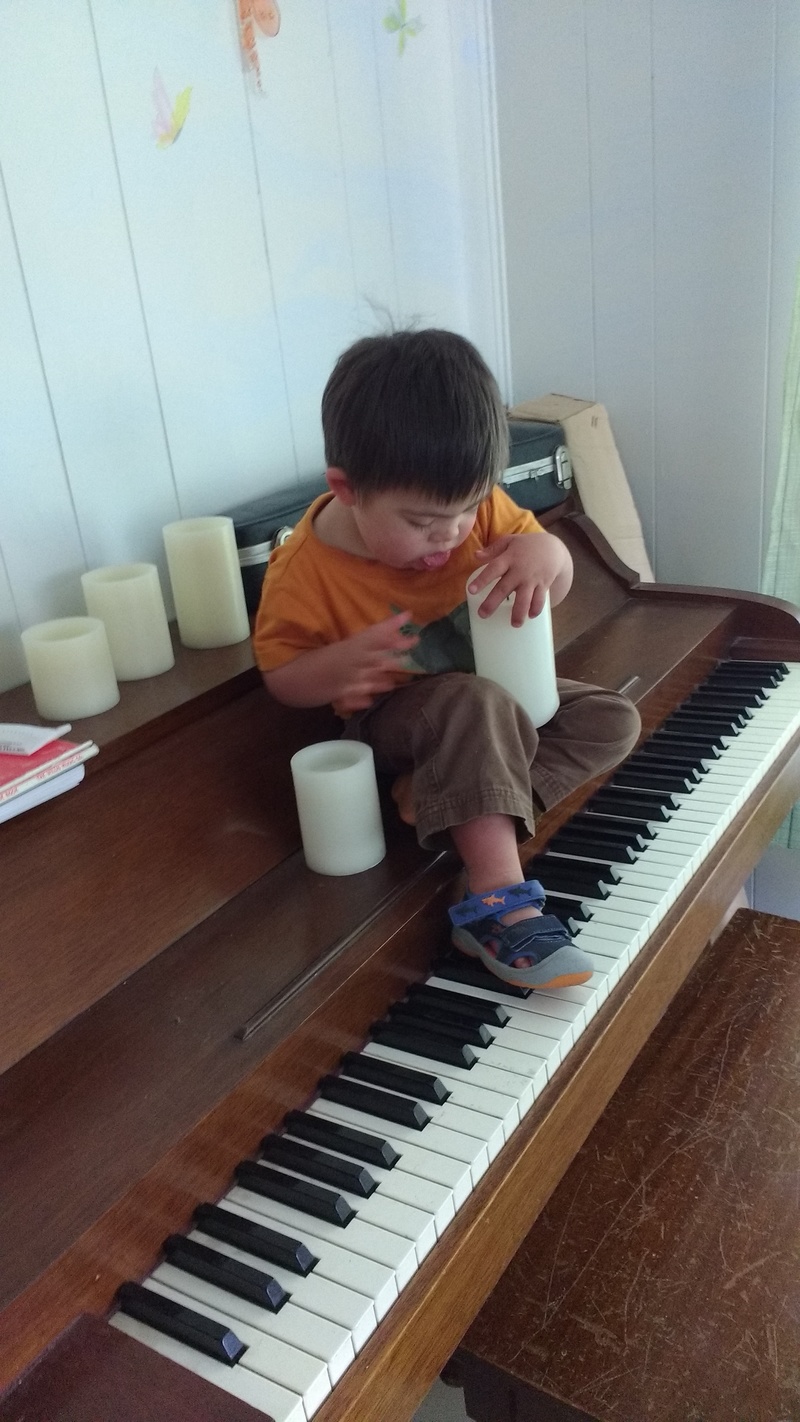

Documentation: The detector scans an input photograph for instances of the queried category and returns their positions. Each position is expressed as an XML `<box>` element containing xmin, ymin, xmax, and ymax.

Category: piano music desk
<box><xmin>451</xmin><ymin>907</ymin><xmax>800</xmax><ymax>1422</ymax></box>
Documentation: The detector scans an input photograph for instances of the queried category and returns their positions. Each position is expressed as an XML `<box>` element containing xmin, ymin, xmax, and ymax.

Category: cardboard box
<box><xmin>508</xmin><ymin>394</ymin><xmax>654</xmax><ymax>582</ymax></box>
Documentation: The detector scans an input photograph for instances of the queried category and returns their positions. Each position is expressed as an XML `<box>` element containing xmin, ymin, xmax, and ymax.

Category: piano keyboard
<box><xmin>111</xmin><ymin>660</ymin><xmax>800</xmax><ymax>1421</ymax></box>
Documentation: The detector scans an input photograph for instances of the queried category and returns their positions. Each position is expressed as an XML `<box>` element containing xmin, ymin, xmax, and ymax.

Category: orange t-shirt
<box><xmin>252</xmin><ymin>485</ymin><xmax>541</xmax><ymax>713</ymax></box>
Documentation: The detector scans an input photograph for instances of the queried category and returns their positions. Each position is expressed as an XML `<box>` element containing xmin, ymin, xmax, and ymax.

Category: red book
<box><xmin>0</xmin><ymin>738</ymin><xmax>98</xmax><ymax>805</ymax></box>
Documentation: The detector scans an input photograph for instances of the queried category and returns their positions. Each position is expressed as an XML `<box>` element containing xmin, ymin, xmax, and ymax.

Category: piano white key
<box><xmin>222</xmin><ymin>1193</ymin><xmax>398</xmax><ymax>1321</ymax></box>
<box><xmin>142</xmin><ymin>1275</ymin><xmax>331</xmax><ymax>1415</ymax></box>
<box><xmin>340</xmin><ymin>1060</ymin><xmax>520</xmax><ymax>1141</ymax></box>
<box><xmin>151</xmin><ymin>1260</ymin><xmax>355</xmax><ymax>1384</ymax></box>
<box><xmin>190</xmin><ymin>1228</ymin><xmax>377</xmax><ymax>1352</ymax></box>
<box><xmin>309</xmin><ymin>1098</ymin><xmax>490</xmax><ymax>1186</ymax></box>
<box><xmin>226</xmin><ymin>1183</ymin><xmax>419</xmax><ymax>1288</ymax></box>
<box><xmin>110</xmin><ymin>1312</ymin><xmax>305</xmax><ymax>1422</ymax></box>
<box><xmin>252</xmin><ymin>1159</ymin><xmax>438</xmax><ymax>1263</ymax></box>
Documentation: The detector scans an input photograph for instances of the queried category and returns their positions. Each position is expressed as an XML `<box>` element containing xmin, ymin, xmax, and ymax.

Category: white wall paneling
<box><xmin>652</xmin><ymin>0</ymin><xmax>775</xmax><ymax>592</ymax></box>
<box><xmin>0</xmin><ymin>0</ymin><xmax>179</xmax><ymax>578</ymax></box>
<box><xmin>492</xmin><ymin>0</ymin><xmax>596</xmax><ymax>405</ymax></box>
<box><xmin>493</xmin><ymin>0</ymin><xmax>800</xmax><ymax>595</ymax></box>
<box><xmin>0</xmin><ymin>0</ymin><xmax>498</xmax><ymax>693</ymax></box>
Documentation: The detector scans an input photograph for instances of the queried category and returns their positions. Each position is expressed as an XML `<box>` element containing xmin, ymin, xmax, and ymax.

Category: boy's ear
<box><xmin>326</xmin><ymin>467</ymin><xmax>357</xmax><ymax>506</ymax></box>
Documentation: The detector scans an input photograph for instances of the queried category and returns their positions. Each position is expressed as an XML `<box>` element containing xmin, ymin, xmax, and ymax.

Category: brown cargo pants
<box><xmin>344</xmin><ymin>672</ymin><xmax>641</xmax><ymax>851</ymax></box>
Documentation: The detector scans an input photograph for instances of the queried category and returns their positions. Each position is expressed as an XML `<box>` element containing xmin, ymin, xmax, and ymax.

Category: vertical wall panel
<box><xmin>447</xmin><ymin>0</ymin><xmax>511</xmax><ymax>394</ymax></box>
<box><xmin>245</xmin><ymin>1</ymin><xmax>359</xmax><ymax>472</ymax></box>
<box><xmin>584</xmin><ymin>0</ymin><xmax>655</xmax><ymax>567</ymax></box>
<box><xmin>0</xmin><ymin>180</ymin><xmax>86</xmax><ymax>680</ymax></box>
<box><xmin>372</xmin><ymin>0</ymin><xmax>470</xmax><ymax>339</ymax></box>
<box><xmin>761</xmin><ymin>0</ymin><xmax>800</xmax><ymax>577</ymax></box>
<box><xmin>90</xmin><ymin>0</ymin><xmax>298</xmax><ymax>515</ymax></box>
<box><xmin>326</xmin><ymin>0</ymin><xmax>401</xmax><ymax>335</ymax></box>
<box><xmin>652</xmin><ymin>0</ymin><xmax>774</xmax><ymax>591</ymax></box>
<box><xmin>0</xmin><ymin>0</ymin><xmax>178</xmax><ymax>571</ymax></box>
<box><xmin>493</xmin><ymin>0</ymin><xmax>594</xmax><ymax>403</ymax></box>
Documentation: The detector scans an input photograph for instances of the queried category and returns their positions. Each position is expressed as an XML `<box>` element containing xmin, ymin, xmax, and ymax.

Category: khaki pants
<box><xmin>344</xmin><ymin>673</ymin><xmax>642</xmax><ymax>851</ymax></box>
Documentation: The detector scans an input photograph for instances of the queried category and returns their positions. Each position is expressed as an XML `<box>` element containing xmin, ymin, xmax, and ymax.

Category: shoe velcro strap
<box><xmin>491</xmin><ymin>914</ymin><xmax>573</xmax><ymax>966</ymax></box>
<box><xmin>448</xmin><ymin>879</ymin><xmax>546</xmax><ymax>927</ymax></box>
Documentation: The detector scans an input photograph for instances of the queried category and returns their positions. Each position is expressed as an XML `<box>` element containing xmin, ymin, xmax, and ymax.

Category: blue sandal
<box><xmin>449</xmin><ymin>880</ymin><xmax>594</xmax><ymax>990</ymax></box>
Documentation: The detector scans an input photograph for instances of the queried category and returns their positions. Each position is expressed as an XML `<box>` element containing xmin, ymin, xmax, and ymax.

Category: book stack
<box><xmin>0</xmin><ymin>723</ymin><xmax>99</xmax><ymax>824</ymax></box>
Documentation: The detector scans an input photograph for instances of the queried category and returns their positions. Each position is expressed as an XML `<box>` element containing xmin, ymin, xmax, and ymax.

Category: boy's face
<box><xmin>351</xmin><ymin>487</ymin><xmax>487</xmax><ymax>570</ymax></box>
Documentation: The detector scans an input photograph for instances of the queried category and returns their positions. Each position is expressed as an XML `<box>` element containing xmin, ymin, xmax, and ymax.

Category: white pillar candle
<box><xmin>290</xmin><ymin>740</ymin><xmax>386</xmax><ymax>876</ymax></box>
<box><xmin>467</xmin><ymin>581</ymin><xmax>560</xmax><ymax>727</ymax></box>
<box><xmin>81</xmin><ymin>563</ymin><xmax>175</xmax><ymax>681</ymax></box>
<box><xmin>162</xmin><ymin>516</ymin><xmax>250</xmax><ymax>649</ymax></box>
<box><xmin>21</xmin><ymin>617</ymin><xmax>120</xmax><ymax>720</ymax></box>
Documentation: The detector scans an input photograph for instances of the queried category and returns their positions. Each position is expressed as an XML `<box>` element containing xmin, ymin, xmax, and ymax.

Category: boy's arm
<box><xmin>262</xmin><ymin>611</ymin><xmax>418</xmax><ymax>713</ymax></box>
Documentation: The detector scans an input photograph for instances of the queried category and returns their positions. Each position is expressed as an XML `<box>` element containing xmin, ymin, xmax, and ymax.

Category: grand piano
<box><xmin>2</xmin><ymin>500</ymin><xmax>800</xmax><ymax>1422</ymax></box>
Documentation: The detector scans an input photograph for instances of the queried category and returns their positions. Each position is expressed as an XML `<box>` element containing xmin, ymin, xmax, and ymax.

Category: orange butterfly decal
<box><xmin>237</xmin><ymin>0</ymin><xmax>281</xmax><ymax>92</ymax></box>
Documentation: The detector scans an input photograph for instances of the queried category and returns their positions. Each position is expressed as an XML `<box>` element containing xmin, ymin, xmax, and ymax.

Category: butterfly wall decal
<box><xmin>152</xmin><ymin>69</ymin><xmax>192</xmax><ymax>148</ymax></box>
<box><xmin>383</xmin><ymin>0</ymin><xmax>423</xmax><ymax>56</ymax></box>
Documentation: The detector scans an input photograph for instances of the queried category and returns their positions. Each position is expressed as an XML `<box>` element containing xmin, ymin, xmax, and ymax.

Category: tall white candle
<box><xmin>290</xmin><ymin>740</ymin><xmax>386</xmax><ymax>876</ymax></box>
<box><xmin>21</xmin><ymin>617</ymin><xmax>120</xmax><ymax>720</ymax></box>
<box><xmin>467</xmin><ymin>582</ymin><xmax>560</xmax><ymax>727</ymax></box>
<box><xmin>81</xmin><ymin>563</ymin><xmax>175</xmax><ymax>681</ymax></box>
<box><xmin>162</xmin><ymin>516</ymin><xmax>250</xmax><ymax>649</ymax></box>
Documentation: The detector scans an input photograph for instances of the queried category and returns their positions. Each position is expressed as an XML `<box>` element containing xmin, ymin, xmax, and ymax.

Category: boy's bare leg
<box><xmin>451</xmin><ymin>813</ymin><xmax>541</xmax><ymax>967</ymax></box>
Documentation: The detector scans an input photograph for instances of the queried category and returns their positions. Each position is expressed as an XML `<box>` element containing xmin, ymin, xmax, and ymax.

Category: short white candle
<box><xmin>467</xmin><ymin>581</ymin><xmax>560</xmax><ymax>727</ymax></box>
<box><xmin>162</xmin><ymin>516</ymin><xmax>250</xmax><ymax>649</ymax></box>
<box><xmin>21</xmin><ymin>617</ymin><xmax>120</xmax><ymax>720</ymax></box>
<box><xmin>290</xmin><ymin>740</ymin><xmax>386</xmax><ymax>876</ymax></box>
<box><xmin>81</xmin><ymin>563</ymin><xmax>175</xmax><ymax>681</ymax></box>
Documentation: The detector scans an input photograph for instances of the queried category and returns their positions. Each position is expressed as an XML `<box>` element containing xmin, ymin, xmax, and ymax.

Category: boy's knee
<box><xmin>596</xmin><ymin>691</ymin><xmax>641</xmax><ymax>755</ymax></box>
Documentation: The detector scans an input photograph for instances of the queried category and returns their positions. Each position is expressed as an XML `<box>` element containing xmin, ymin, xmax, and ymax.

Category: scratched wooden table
<box><xmin>450</xmin><ymin>908</ymin><xmax>800</xmax><ymax>1422</ymax></box>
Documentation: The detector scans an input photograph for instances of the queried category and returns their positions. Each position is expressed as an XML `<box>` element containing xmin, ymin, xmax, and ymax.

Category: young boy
<box><xmin>253</xmin><ymin>330</ymin><xmax>641</xmax><ymax>990</ymax></box>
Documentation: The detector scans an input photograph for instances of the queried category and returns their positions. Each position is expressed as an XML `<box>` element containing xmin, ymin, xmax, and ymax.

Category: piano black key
<box><xmin>284</xmin><ymin>1110</ymin><xmax>400</xmax><ymax>1169</ymax></box>
<box><xmin>712</xmin><ymin>661</ymin><xmax>783</xmax><ymax>683</ymax></box>
<box><xmin>555</xmin><ymin>815</ymin><xmax>652</xmax><ymax>847</ymax></box>
<box><xmin>635</xmin><ymin>742</ymin><xmax>715</xmax><ymax>767</ymax></box>
<box><xmin>260</xmin><ymin>1134</ymin><xmax>378</xmax><ymax>1198</ymax></box>
<box><xmin>586</xmin><ymin>786</ymin><xmax>676</xmax><ymax>819</ymax></box>
<box><xmin>163</xmin><ymin>1234</ymin><xmax>288</xmax><ymax>1312</ymax></box>
<box><xmin>116</xmin><ymin>1281</ymin><xmax>247</xmax><ymax>1366</ymax></box>
<box><xmin>664</xmin><ymin>712</ymin><xmax>745</xmax><ymax>737</ymax></box>
<box><xmin>339</xmin><ymin>1048</ymin><xmax>451</xmax><ymax>1102</ymax></box>
<box><xmin>319</xmin><ymin>1074</ymin><xmax>431</xmax><ymax>1129</ymax></box>
<box><xmin>235</xmin><ymin>1161</ymin><xmax>355</xmax><ymax>1227</ymax></box>
<box><xmin>406</xmin><ymin>983</ymin><xmax>511</xmax><ymax>1027</ymax></box>
<box><xmin>691</xmin><ymin>684</ymin><xmax>765</xmax><ymax>706</ymax></box>
<box><xmin>543</xmin><ymin>893</ymin><xmax>594</xmax><ymax>926</ymax></box>
<box><xmin>525</xmin><ymin>856</ymin><xmax>616</xmax><ymax>897</ymax></box>
<box><xmin>193</xmin><ymin>1203</ymin><xmax>317</xmax><ymax>1276</ymax></box>
<box><xmin>649</xmin><ymin>730</ymin><xmax>724</xmax><ymax>755</ymax></box>
<box><xmin>370</xmin><ymin>1018</ymin><xmax>479</xmax><ymax>1068</ymax></box>
<box><xmin>611</xmin><ymin>767</ymin><xmax>697</xmax><ymax>794</ymax></box>
<box><xmin>683</xmin><ymin>694</ymin><xmax>753</xmax><ymax>717</ymax></box>
<box><xmin>386</xmin><ymin>1001</ymin><xmax>495</xmax><ymax>1048</ymax></box>
<box><xmin>432</xmin><ymin>954</ymin><xmax>532</xmax><ymax>997</ymax></box>
<box><xmin>624</xmin><ymin>753</ymin><xmax>702</xmax><ymax>781</ymax></box>
<box><xmin>547</xmin><ymin>831</ymin><xmax>638</xmax><ymax>863</ymax></box>
<box><xmin>707</xmin><ymin>679</ymin><xmax>778</xmax><ymax>696</ymax></box>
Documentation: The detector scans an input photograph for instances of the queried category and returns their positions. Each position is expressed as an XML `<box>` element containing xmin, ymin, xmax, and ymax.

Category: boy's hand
<box><xmin>468</xmin><ymin>531</ymin><xmax>573</xmax><ymax>626</ymax></box>
<box><xmin>327</xmin><ymin>611</ymin><xmax>419</xmax><ymax>713</ymax></box>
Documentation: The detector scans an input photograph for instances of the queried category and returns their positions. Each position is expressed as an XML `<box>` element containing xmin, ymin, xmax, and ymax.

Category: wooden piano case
<box><xmin>1</xmin><ymin>504</ymin><xmax>800</xmax><ymax>1422</ymax></box>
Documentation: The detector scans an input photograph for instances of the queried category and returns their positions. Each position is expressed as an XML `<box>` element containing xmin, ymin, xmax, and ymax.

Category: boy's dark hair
<box><xmin>321</xmin><ymin>329</ymin><xmax>507</xmax><ymax>501</ymax></box>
